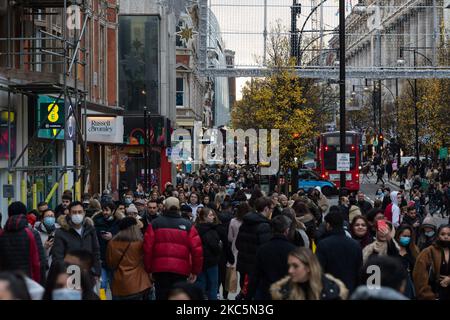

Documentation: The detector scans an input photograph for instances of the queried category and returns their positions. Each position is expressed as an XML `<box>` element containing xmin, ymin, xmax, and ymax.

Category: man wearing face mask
<box><xmin>93</xmin><ymin>202</ymin><xmax>121</xmax><ymax>291</ymax></box>
<box><xmin>123</xmin><ymin>191</ymin><xmax>134</xmax><ymax>207</ymax></box>
<box><xmin>51</xmin><ymin>201</ymin><xmax>101</xmax><ymax>279</ymax></box>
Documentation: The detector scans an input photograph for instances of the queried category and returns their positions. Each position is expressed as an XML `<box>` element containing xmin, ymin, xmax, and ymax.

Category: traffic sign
<box><xmin>337</xmin><ymin>153</ymin><xmax>350</xmax><ymax>171</ymax></box>
<box><xmin>3</xmin><ymin>184</ymin><xmax>14</xmax><ymax>198</ymax></box>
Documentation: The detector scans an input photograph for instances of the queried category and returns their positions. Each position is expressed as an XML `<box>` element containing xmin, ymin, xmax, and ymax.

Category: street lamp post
<box><xmin>398</xmin><ymin>48</ymin><xmax>433</xmax><ymax>168</ymax></box>
<box><xmin>143</xmin><ymin>105</ymin><xmax>148</xmax><ymax>192</ymax></box>
<box><xmin>339</xmin><ymin>0</ymin><xmax>346</xmax><ymax>189</ymax></box>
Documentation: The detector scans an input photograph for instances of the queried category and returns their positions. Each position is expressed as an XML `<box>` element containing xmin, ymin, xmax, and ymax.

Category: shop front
<box><xmin>85</xmin><ymin>114</ymin><xmax>124</xmax><ymax>196</ymax></box>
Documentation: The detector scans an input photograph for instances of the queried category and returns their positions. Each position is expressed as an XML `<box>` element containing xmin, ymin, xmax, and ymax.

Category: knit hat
<box><xmin>420</xmin><ymin>215</ymin><xmax>436</xmax><ymax>229</ymax></box>
<box><xmin>134</xmin><ymin>199</ymin><xmax>146</xmax><ymax>206</ymax></box>
<box><xmin>126</xmin><ymin>204</ymin><xmax>138</xmax><ymax>215</ymax></box>
<box><xmin>164</xmin><ymin>197</ymin><xmax>180</xmax><ymax>210</ymax></box>
<box><xmin>118</xmin><ymin>216</ymin><xmax>137</xmax><ymax>231</ymax></box>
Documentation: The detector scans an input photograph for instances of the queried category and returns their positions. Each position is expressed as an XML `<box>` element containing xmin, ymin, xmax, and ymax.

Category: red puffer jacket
<box><xmin>143</xmin><ymin>210</ymin><xmax>203</xmax><ymax>276</ymax></box>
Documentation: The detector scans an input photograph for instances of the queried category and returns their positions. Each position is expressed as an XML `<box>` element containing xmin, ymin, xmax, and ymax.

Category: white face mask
<box><xmin>52</xmin><ymin>288</ymin><xmax>82</xmax><ymax>300</ymax></box>
<box><xmin>71</xmin><ymin>214</ymin><xmax>84</xmax><ymax>225</ymax></box>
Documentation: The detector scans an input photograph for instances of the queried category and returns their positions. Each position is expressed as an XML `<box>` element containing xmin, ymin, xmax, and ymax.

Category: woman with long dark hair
<box><xmin>395</xmin><ymin>224</ymin><xmax>420</xmax><ymax>299</ymax></box>
<box><xmin>43</xmin><ymin>261</ymin><xmax>98</xmax><ymax>300</ymax></box>
<box><xmin>350</xmin><ymin>215</ymin><xmax>373</xmax><ymax>250</ymax></box>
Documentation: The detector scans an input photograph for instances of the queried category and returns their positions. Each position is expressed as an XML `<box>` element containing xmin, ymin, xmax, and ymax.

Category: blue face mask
<box><xmin>43</xmin><ymin>216</ymin><xmax>56</xmax><ymax>228</ymax></box>
<box><xmin>52</xmin><ymin>288</ymin><xmax>82</xmax><ymax>300</ymax></box>
<box><xmin>124</xmin><ymin>198</ymin><xmax>132</xmax><ymax>205</ymax></box>
<box><xmin>399</xmin><ymin>236</ymin><xmax>411</xmax><ymax>247</ymax></box>
<box><xmin>425</xmin><ymin>231</ymin><xmax>435</xmax><ymax>238</ymax></box>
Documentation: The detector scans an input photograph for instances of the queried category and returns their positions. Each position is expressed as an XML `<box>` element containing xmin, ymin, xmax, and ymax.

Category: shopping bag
<box><xmin>225</xmin><ymin>266</ymin><xmax>238</xmax><ymax>293</ymax></box>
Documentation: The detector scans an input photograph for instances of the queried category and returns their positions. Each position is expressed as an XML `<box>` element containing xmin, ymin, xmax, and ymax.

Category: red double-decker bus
<box><xmin>315</xmin><ymin>131</ymin><xmax>361</xmax><ymax>192</ymax></box>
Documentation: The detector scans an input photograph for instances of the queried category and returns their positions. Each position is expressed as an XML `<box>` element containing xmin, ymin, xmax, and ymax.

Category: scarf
<box><xmin>363</xmin><ymin>240</ymin><xmax>388</xmax><ymax>264</ymax></box>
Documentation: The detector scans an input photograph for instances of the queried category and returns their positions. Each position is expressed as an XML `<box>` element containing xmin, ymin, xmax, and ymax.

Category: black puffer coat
<box><xmin>196</xmin><ymin>223</ymin><xmax>221</xmax><ymax>270</ymax></box>
<box><xmin>52</xmin><ymin>215</ymin><xmax>101</xmax><ymax>276</ymax></box>
<box><xmin>235</xmin><ymin>212</ymin><xmax>271</xmax><ymax>274</ymax></box>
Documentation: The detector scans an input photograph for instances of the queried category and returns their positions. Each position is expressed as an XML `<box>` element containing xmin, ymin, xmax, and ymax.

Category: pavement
<box><xmin>359</xmin><ymin>174</ymin><xmax>448</xmax><ymax>228</ymax></box>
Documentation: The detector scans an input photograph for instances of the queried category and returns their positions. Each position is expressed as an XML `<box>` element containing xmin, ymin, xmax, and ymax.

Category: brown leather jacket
<box><xmin>106</xmin><ymin>240</ymin><xmax>152</xmax><ymax>297</ymax></box>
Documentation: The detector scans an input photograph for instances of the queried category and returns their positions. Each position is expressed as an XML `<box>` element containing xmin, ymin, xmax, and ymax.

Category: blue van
<box><xmin>298</xmin><ymin>169</ymin><xmax>337</xmax><ymax>196</ymax></box>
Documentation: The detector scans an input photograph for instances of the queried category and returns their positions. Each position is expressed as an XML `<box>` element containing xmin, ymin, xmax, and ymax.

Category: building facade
<box><xmin>0</xmin><ymin>0</ymin><xmax>121</xmax><ymax>215</ymax></box>
<box><xmin>118</xmin><ymin>0</ymin><xmax>176</xmax><ymax>193</ymax></box>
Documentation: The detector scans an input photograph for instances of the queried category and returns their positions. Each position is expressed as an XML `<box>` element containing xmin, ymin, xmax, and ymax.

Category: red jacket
<box><xmin>384</xmin><ymin>203</ymin><xmax>393</xmax><ymax>222</ymax></box>
<box><xmin>143</xmin><ymin>211</ymin><xmax>203</xmax><ymax>276</ymax></box>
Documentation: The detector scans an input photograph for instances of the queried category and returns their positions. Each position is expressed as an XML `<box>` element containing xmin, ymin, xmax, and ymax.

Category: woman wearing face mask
<box><xmin>195</xmin><ymin>207</ymin><xmax>221</xmax><ymax>300</ymax></box>
<box><xmin>93</xmin><ymin>202</ymin><xmax>122</xmax><ymax>293</ymax></box>
<box><xmin>413</xmin><ymin>224</ymin><xmax>450</xmax><ymax>300</ymax></box>
<box><xmin>270</xmin><ymin>247</ymin><xmax>348</xmax><ymax>300</ymax></box>
<box><xmin>350</xmin><ymin>216</ymin><xmax>373</xmax><ymax>250</ymax></box>
<box><xmin>34</xmin><ymin>209</ymin><xmax>59</xmax><ymax>269</ymax></box>
<box><xmin>362</xmin><ymin>220</ymin><xmax>400</xmax><ymax>264</ymax></box>
<box><xmin>375</xmin><ymin>188</ymin><xmax>384</xmax><ymax>201</ymax></box>
<box><xmin>417</xmin><ymin>216</ymin><xmax>437</xmax><ymax>251</ymax></box>
<box><xmin>43</xmin><ymin>261</ymin><xmax>98</xmax><ymax>300</ymax></box>
<box><xmin>395</xmin><ymin>224</ymin><xmax>420</xmax><ymax>299</ymax></box>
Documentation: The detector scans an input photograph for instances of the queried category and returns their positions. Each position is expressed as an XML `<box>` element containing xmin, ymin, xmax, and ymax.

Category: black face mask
<box><xmin>437</xmin><ymin>240</ymin><xmax>450</xmax><ymax>248</ymax></box>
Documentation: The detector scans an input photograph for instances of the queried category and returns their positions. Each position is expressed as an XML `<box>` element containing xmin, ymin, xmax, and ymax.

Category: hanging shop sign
<box><xmin>86</xmin><ymin>116</ymin><xmax>123</xmax><ymax>144</ymax></box>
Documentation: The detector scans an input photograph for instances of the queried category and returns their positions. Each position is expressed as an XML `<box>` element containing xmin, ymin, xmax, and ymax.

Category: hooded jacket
<box><xmin>52</xmin><ymin>215</ymin><xmax>101</xmax><ymax>276</ymax></box>
<box><xmin>384</xmin><ymin>191</ymin><xmax>400</xmax><ymax>227</ymax></box>
<box><xmin>0</xmin><ymin>214</ymin><xmax>47</xmax><ymax>284</ymax></box>
<box><xmin>270</xmin><ymin>273</ymin><xmax>348</xmax><ymax>300</ymax></box>
<box><xmin>235</xmin><ymin>211</ymin><xmax>271</xmax><ymax>274</ymax></box>
<box><xmin>417</xmin><ymin>217</ymin><xmax>437</xmax><ymax>251</ymax></box>
<box><xmin>143</xmin><ymin>209</ymin><xmax>203</xmax><ymax>276</ymax></box>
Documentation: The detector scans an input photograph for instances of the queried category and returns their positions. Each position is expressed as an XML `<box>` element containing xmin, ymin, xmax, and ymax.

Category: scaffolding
<box><xmin>0</xmin><ymin>0</ymin><xmax>90</xmax><ymax>205</ymax></box>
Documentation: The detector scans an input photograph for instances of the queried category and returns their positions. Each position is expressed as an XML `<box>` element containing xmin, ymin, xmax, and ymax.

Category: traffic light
<box><xmin>292</xmin><ymin>132</ymin><xmax>300</xmax><ymax>139</ymax></box>
<box><xmin>379</xmin><ymin>134</ymin><xmax>384</xmax><ymax>146</ymax></box>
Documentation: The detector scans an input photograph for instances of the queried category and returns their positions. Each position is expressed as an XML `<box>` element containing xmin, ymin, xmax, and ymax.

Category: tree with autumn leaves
<box><xmin>397</xmin><ymin>78</ymin><xmax>450</xmax><ymax>157</ymax></box>
<box><xmin>231</xmin><ymin>22</ymin><xmax>320</xmax><ymax>169</ymax></box>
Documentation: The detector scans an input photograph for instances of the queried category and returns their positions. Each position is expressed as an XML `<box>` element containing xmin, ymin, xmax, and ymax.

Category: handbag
<box><xmin>112</xmin><ymin>242</ymin><xmax>132</xmax><ymax>277</ymax></box>
<box><xmin>225</xmin><ymin>266</ymin><xmax>238</xmax><ymax>293</ymax></box>
<box><xmin>428</xmin><ymin>250</ymin><xmax>438</xmax><ymax>294</ymax></box>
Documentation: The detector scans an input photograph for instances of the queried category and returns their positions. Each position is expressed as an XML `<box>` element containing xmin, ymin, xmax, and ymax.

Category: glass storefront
<box><xmin>118</xmin><ymin>15</ymin><xmax>160</xmax><ymax>115</ymax></box>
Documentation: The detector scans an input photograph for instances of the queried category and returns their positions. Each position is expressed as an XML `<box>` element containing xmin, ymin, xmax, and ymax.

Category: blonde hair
<box><xmin>288</xmin><ymin>247</ymin><xmax>323</xmax><ymax>300</ymax></box>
